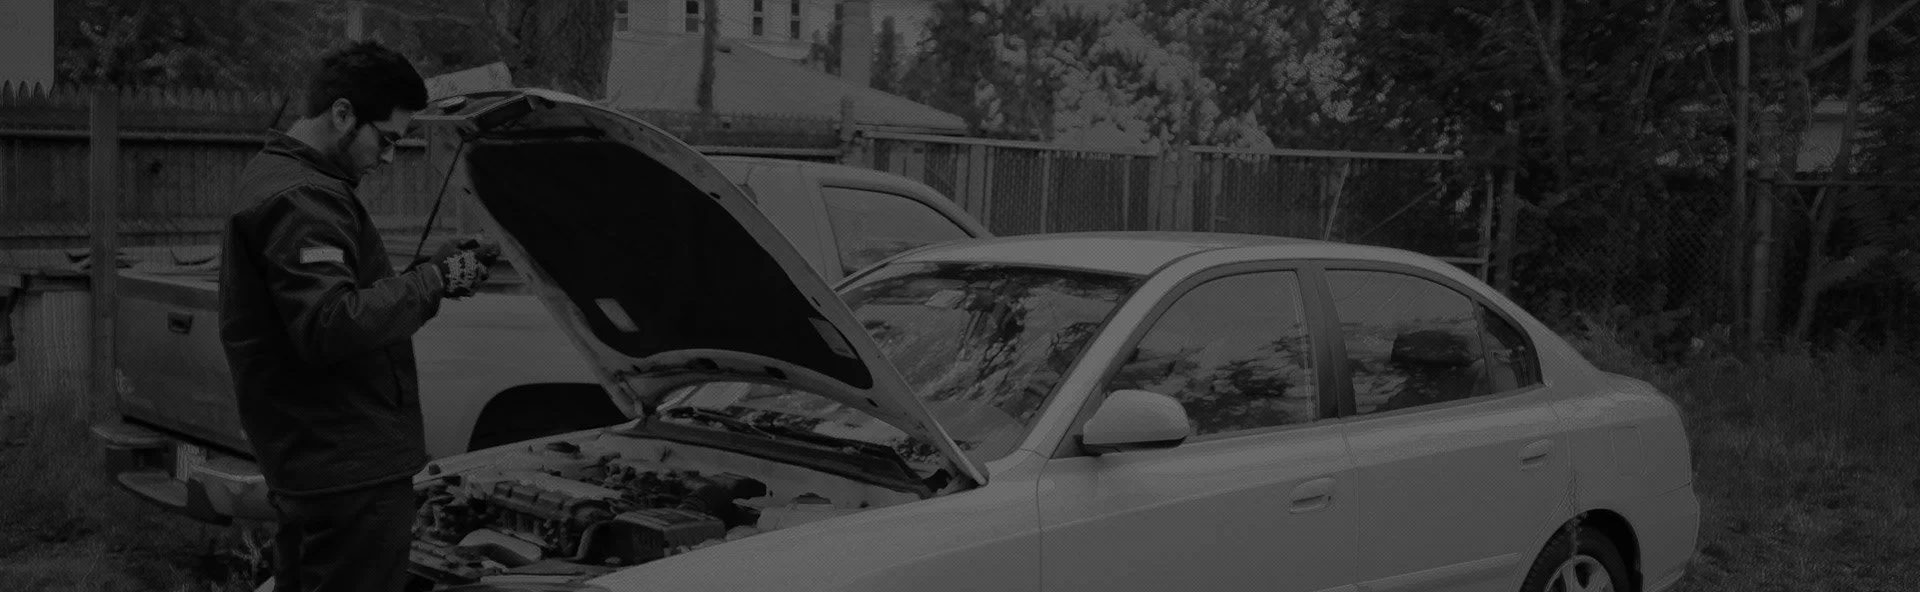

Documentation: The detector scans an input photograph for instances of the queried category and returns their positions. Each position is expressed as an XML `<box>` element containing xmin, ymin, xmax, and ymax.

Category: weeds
<box><xmin>0</xmin><ymin>405</ymin><xmax>256</xmax><ymax>592</ymax></box>
<box><xmin>1567</xmin><ymin>324</ymin><xmax>1920</xmax><ymax>592</ymax></box>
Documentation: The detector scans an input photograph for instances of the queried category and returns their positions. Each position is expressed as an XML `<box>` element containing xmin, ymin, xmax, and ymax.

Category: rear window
<box><xmin>820</xmin><ymin>187</ymin><xmax>973</xmax><ymax>276</ymax></box>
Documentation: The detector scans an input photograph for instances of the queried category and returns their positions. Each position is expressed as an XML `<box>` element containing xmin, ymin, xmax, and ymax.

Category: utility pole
<box><xmin>698</xmin><ymin>0</ymin><xmax>718</xmax><ymax>113</ymax></box>
<box><xmin>696</xmin><ymin>0</ymin><xmax>719</xmax><ymax>143</ymax></box>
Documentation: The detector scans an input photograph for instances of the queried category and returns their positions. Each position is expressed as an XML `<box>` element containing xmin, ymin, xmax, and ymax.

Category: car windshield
<box><xmin>656</xmin><ymin>262</ymin><xmax>1143</xmax><ymax>467</ymax></box>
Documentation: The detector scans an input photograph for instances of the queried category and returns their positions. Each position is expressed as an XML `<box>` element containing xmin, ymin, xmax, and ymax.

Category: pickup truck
<box><xmin>88</xmin><ymin>155</ymin><xmax>991</xmax><ymax>527</ymax></box>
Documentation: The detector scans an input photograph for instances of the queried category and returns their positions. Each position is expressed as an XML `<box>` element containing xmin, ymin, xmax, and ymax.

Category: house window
<box><xmin>789</xmin><ymin>0</ymin><xmax>801</xmax><ymax>39</ymax></box>
<box><xmin>684</xmin><ymin>0</ymin><xmax>701</xmax><ymax>32</ymax></box>
<box><xmin>753</xmin><ymin>0</ymin><xmax>765</xmax><ymax>36</ymax></box>
<box><xmin>614</xmin><ymin>0</ymin><xmax>629</xmax><ymax>31</ymax></box>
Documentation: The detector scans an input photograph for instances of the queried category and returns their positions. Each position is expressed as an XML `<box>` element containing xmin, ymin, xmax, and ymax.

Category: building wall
<box><xmin>0</xmin><ymin>0</ymin><xmax>55</xmax><ymax>88</ymax></box>
<box><xmin>618</xmin><ymin>0</ymin><xmax>939</xmax><ymax>61</ymax></box>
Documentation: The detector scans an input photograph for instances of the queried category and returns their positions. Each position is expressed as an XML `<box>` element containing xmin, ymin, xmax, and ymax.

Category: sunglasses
<box><xmin>358</xmin><ymin>122</ymin><xmax>404</xmax><ymax>152</ymax></box>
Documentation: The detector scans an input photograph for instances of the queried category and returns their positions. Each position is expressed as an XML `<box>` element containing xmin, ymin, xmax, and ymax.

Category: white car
<box><xmin>279</xmin><ymin>90</ymin><xmax>1701</xmax><ymax>592</ymax></box>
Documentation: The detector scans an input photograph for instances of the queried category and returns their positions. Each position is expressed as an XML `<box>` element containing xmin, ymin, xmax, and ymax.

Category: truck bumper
<box><xmin>90</xmin><ymin>420</ymin><xmax>276</xmax><ymax>525</ymax></box>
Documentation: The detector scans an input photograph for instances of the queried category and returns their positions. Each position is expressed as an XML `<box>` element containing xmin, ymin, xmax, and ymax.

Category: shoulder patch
<box><xmin>299</xmin><ymin>246</ymin><xmax>346</xmax><ymax>265</ymax></box>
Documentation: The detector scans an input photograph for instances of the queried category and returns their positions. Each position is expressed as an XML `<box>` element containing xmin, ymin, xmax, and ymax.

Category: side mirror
<box><xmin>1078</xmin><ymin>390</ymin><xmax>1192</xmax><ymax>455</ymax></box>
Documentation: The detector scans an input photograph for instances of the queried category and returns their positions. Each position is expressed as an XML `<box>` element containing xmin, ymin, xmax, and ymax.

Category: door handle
<box><xmin>167</xmin><ymin>311</ymin><xmax>194</xmax><ymax>335</ymax></box>
<box><xmin>1520</xmin><ymin>439</ymin><xmax>1554</xmax><ymax>470</ymax></box>
<box><xmin>1289</xmin><ymin>477</ymin><xmax>1336</xmax><ymax>513</ymax></box>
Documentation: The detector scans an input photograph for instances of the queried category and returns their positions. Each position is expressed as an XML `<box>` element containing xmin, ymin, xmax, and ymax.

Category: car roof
<box><xmin>887</xmin><ymin>231</ymin><xmax>1474</xmax><ymax>278</ymax></box>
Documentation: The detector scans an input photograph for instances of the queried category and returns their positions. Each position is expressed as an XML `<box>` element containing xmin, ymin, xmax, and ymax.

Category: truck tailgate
<box><xmin>115</xmin><ymin>268</ymin><xmax>251</xmax><ymax>455</ymax></box>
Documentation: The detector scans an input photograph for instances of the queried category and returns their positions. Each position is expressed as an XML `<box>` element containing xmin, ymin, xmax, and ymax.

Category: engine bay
<box><xmin>408</xmin><ymin>427</ymin><xmax>930</xmax><ymax>586</ymax></box>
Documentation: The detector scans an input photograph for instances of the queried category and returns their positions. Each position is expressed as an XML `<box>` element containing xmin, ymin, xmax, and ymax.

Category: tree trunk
<box><xmin>1520</xmin><ymin>0</ymin><xmax>1571</xmax><ymax>197</ymax></box>
<box><xmin>1728</xmin><ymin>0</ymin><xmax>1751</xmax><ymax>335</ymax></box>
<box><xmin>1790</xmin><ymin>0</ymin><xmax>1874</xmax><ymax>343</ymax></box>
<box><xmin>1748</xmin><ymin>0</ymin><xmax>1821</xmax><ymax>345</ymax></box>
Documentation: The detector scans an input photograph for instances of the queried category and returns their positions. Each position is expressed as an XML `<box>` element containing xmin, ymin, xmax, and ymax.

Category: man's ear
<box><xmin>329</xmin><ymin>98</ymin><xmax>358</xmax><ymax>131</ymax></box>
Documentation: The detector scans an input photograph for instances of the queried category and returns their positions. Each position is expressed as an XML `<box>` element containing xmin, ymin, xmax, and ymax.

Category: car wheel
<box><xmin>1518</xmin><ymin>525</ymin><xmax>1631</xmax><ymax>592</ymax></box>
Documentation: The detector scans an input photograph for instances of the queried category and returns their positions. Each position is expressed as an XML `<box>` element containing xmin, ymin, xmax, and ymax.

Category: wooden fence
<box><xmin>0</xmin><ymin>82</ymin><xmax>847</xmax><ymax>253</ymax></box>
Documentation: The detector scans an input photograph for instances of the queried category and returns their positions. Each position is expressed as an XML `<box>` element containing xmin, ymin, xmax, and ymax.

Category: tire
<box><xmin>1518</xmin><ymin>524</ymin><xmax>1632</xmax><ymax>592</ymax></box>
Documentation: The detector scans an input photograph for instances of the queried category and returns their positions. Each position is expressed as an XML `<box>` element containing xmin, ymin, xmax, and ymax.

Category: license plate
<box><xmin>175</xmin><ymin>442</ymin><xmax>206</xmax><ymax>479</ymax></box>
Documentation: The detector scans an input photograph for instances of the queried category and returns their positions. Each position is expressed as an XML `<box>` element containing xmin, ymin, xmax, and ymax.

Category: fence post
<box><xmin>1120</xmin><ymin>156</ymin><xmax>1133</xmax><ymax>231</ymax></box>
<box><xmin>1175</xmin><ymin>146</ymin><xmax>1197</xmax><ymax>231</ymax></box>
<box><xmin>1494</xmin><ymin>166</ymin><xmax>1518</xmax><ymax>294</ymax></box>
<box><xmin>87</xmin><ymin>85</ymin><xmax>120</xmax><ymax>422</ymax></box>
<box><xmin>1205</xmin><ymin>152</ymin><xmax>1222</xmax><ymax>232</ymax></box>
<box><xmin>1039</xmin><ymin>150</ymin><xmax>1052</xmax><ymax>233</ymax></box>
<box><xmin>1477</xmin><ymin>169</ymin><xmax>1495</xmax><ymax>283</ymax></box>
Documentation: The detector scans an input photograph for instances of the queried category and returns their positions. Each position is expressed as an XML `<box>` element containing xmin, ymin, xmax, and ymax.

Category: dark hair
<box><xmin>301</xmin><ymin>41</ymin><xmax>429</xmax><ymax>123</ymax></box>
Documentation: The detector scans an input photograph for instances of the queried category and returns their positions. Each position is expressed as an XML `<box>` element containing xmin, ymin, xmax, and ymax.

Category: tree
<box><xmin>479</xmin><ymin>0</ymin><xmax>617</xmax><ymax>98</ymax></box>
<box><xmin>874</xmin><ymin>16</ymin><xmax>901</xmax><ymax>92</ymax></box>
<box><xmin>54</xmin><ymin>0</ymin><xmax>336</xmax><ymax>90</ymax></box>
<box><xmin>1779</xmin><ymin>0</ymin><xmax>1920</xmax><ymax>344</ymax></box>
<box><xmin>1341</xmin><ymin>0</ymin><xmax>1735</xmax><ymax>325</ymax></box>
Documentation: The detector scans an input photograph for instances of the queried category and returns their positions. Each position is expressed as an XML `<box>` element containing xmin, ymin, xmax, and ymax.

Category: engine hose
<box><xmin>568</xmin><ymin>520</ymin><xmax>611</xmax><ymax>563</ymax></box>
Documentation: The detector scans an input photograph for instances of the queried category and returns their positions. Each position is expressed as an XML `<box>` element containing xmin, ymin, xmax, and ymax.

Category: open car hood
<box><xmin>412</xmin><ymin>89</ymin><xmax>987</xmax><ymax>487</ymax></box>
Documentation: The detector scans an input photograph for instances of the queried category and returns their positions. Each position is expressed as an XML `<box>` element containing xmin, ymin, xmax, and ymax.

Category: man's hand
<box><xmin>423</xmin><ymin>236</ymin><xmax>502</xmax><ymax>299</ymax></box>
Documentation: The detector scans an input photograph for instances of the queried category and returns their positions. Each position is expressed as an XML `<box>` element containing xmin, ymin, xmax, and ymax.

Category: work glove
<box><xmin>419</xmin><ymin>236</ymin><xmax>502</xmax><ymax>299</ymax></box>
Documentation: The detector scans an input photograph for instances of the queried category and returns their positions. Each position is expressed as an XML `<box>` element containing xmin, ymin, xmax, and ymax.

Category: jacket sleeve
<box><xmin>249</xmin><ymin>185</ymin><xmax>445</xmax><ymax>368</ymax></box>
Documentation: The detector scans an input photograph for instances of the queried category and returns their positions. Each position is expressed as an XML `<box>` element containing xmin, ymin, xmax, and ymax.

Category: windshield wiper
<box><xmin>660</xmin><ymin>407</ymin><xmax>931</xmax><ymax>486</ymax></box>
<box><xmin>657</xmin><ymin>407</ymin><xmax>776</xmax><ymax>439</ymax></box>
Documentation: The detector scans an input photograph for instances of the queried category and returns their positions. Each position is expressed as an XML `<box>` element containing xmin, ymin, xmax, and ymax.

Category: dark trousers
<box><xmin>269</xmin><ymin>479</ymin><xmax>417</xmax><ymax>592</ymax></box>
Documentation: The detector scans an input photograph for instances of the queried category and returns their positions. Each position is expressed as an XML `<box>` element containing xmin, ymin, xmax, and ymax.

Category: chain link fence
<box><xmin>1502</xmin><ymin>174</ymin><xmax>1743</xmax><ymax>347</ymax></box>
<box><xmin>865</xmin><ymin>134</ymin><xmax>1485</xmax><ymax>271</ymax></box>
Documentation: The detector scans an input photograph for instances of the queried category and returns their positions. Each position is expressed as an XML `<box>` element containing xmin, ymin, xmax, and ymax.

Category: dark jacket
<box><xmin>218</xmin><ymin>132</ymin><xmax>446</xmax><ymax>498</ymax></box>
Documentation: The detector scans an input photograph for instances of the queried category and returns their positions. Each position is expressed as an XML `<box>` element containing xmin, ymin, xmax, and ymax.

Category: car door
<box><xmin>1037</xmin><ymin>266</ymin><xmax>1359</xmax><ymax>592</ymax></box>
<box><xmin>1315</xmin><ymin>264</ymin><xmax>1566</xmax><ymax>592</ymax></box>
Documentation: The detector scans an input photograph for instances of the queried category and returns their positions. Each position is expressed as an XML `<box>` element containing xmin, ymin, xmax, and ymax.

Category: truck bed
<box><xmin>112</xmin><ymin>243</ymin><xmax>527</xmax><ymax>458</ymax></box>
<box><xmin>115</xmin><ymin>267</ymin><xmax>249</xmax><ymax>453</ymax></box>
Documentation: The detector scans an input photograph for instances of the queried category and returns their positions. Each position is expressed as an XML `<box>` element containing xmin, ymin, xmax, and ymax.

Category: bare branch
<box><xmin>1628</xmin><ymin>0</ymin><xmax>1681</xmax><ymax>127</ymax></box>
<box><xmin>1805</xmin><ymin>0</ymin><xmax>1920</xmax><ymax>71</ymax></box>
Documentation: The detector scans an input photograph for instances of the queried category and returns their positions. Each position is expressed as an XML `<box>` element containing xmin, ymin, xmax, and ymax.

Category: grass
<box><xmin>1569</xmin><ymin>326</ymin><xmax>1920</xmax><ymax>592</ymax></box>
<box><xmin>0</xmin><ymin>377</ymin><xmax>259</xmax><ymax>592</ymax></box>
<box><xmin>1</xmin><ymin>328</ymin><xmax>1917</xmax><ymax>591</ymax></box>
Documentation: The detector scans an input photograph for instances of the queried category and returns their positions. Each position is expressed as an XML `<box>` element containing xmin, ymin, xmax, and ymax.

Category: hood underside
<box><xmin>412</xmin><ymin>89</ymin><xmax>986</xmax><ymax>487</ymax></box>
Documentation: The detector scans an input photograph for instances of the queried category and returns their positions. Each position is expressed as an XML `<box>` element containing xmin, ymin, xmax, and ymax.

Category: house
<box><xmin>0</xmin><ymin>0</ymin><xmax>53</xmax><ymax>88</ymax></box>
<box><xmin>1796</xmin><ymin>98</ymin><xmax>1880</xmax><ymax>173</ymax></box>
<box><xmin>614</xmin><ymin>0</ymin><xmax>946</xmax><ymax>61</ymax></box>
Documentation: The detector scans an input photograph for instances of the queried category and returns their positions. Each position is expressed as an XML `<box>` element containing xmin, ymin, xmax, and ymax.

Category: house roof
<box><xmin>602</xmin><ymin>31</ymin><xmax>967</xmax><ymax>135</ymax></box>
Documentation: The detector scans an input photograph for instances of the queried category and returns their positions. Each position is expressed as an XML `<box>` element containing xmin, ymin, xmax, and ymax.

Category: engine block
<box><xmin>413</xmin><ymin>463</ymin><xmax>771</xmax><ymax>584</ymax></box>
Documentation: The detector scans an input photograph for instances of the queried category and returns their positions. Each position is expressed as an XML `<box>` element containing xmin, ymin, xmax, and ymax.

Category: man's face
<box><xmin>347</xmin><ymin>109</ymin><xmax>414</xmax><ymax>177</ymax></box>
<box><xmin>326</xmin><ymin>99</ymin><xmax>414</xmax><ymax>177</ymax></box>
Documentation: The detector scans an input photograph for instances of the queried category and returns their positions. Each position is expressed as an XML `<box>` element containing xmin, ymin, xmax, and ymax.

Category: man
<box><xmin>217</xmin><ymin>41</ymin><xmax>496</xmax><ymax>592</ymax></box>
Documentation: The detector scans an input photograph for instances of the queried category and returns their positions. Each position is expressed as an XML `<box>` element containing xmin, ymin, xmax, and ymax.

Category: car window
<box><xmin>819</xmin><ymin>187</ymin><xmax>972</xmax><ymax>276</ymax></box>
<box><xmin>1103</xmin><ymin>271</ymin><xmax>1319</xmax><ymax>437</ymax></box>
<box><xmin>1478</xmin><ymin>303</ymin><xmax>1543</xmax><ymax>391</ymax></box>
<box><xmin>1325</xmin><ymin>269</ymin><xmax>1499</xmax><ymax>415</ymax></box>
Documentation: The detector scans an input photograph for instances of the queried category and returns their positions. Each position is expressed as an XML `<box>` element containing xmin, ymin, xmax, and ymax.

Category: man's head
<box><xmin>292</xmin><ymin>41</ymin><xmax>429</xmax><ymax>179</ymax></box>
